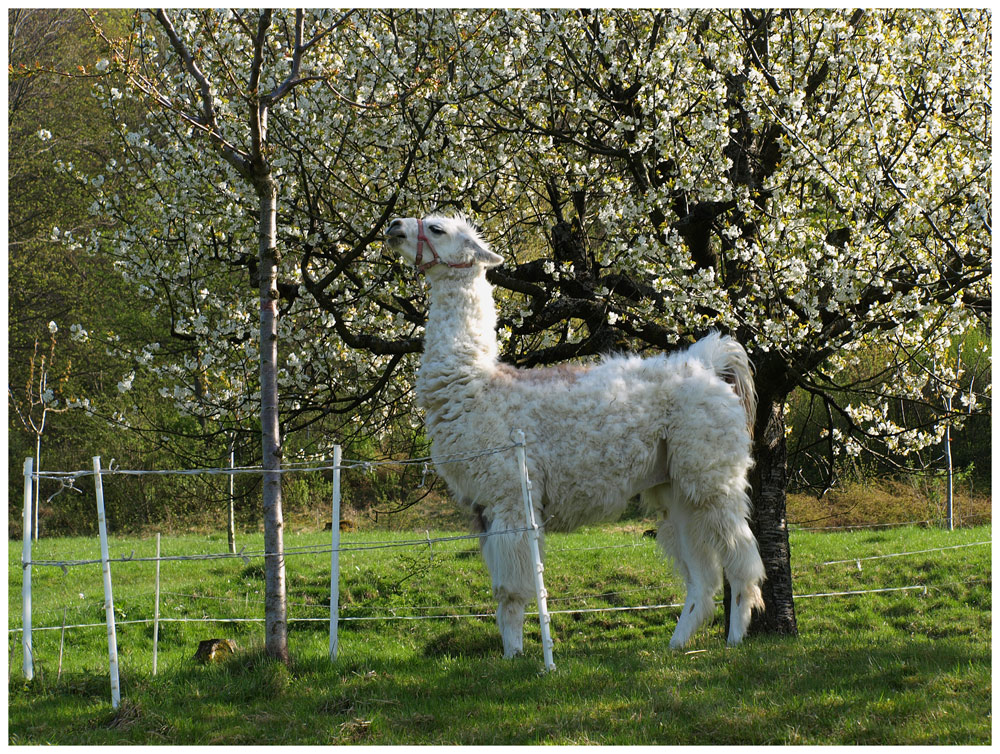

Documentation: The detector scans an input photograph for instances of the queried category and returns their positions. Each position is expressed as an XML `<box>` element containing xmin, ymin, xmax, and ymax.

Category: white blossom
<box><xmin>62</xmin><ymin>8</ymin><xmax>988</xmax><ymax>463</ymax></box>
<box><xmin>117</xmin><ymin>371</ymin><xmax>136</xmax><ymax>393</ymax></box>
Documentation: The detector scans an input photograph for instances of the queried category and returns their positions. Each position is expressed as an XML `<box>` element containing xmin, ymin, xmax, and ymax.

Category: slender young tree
<box><xmin>86</xmin><ymin>8</ymin><xmax>351</xmax><ymax>662</ymax></box>
<box><xmin>8</xmin><ymin>325</ymin><xmax>71</xmax><ymax>539</ymax></box>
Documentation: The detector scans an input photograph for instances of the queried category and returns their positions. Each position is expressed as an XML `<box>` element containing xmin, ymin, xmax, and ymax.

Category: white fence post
<box><xmin>329</xmin><ymin>445</ymin><xmax>342</xmax><ymax>662</ymax></box>
<box><xmin>943</xmin><ymin>376</ymin><xmax>955</xmax><ymax>531</ymax></box>
<box><xmin>228</xmin><ymin>435</ymin><xmax>237</xmax><ymax>554</ymax></box>
<box><xmin>514</xmin><ymin>431</ymin><xmax>555</xmax><ymax>672</ymax></box>
<box><xmin>57</xmin><ymin>608</ymin><xmax>67</xmax><ymax>681</ymax></box>
<box><xmin>92</xmin><ymin>457</ymin><xmax>121</xmax><ymax>709</ymax></box>
<box><xmin>21</xmin><ymin>457</ymin><xmax>34</xmax><ymax>681</ymax></box>
<box><xmin>34</xmin><ymin>436</ymin><xmax>41</xmax><ymax>541</ymax></box>
<box><xmin>153</xmin><ymin>532</ymin><xmax>161</xmax><ymax>675</ymax></box>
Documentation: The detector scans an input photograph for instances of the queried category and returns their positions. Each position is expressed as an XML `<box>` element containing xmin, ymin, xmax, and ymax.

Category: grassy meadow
<box><xmin>7</xmin><ymin>517</ymin><xmax>992</xmax><ymax>745</ymax></box>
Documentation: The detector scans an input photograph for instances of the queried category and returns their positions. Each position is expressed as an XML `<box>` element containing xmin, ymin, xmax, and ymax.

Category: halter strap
<box><xmin>414</xmin><ymin>218</ymin><xmax>474</xmax><ymax>274</ymax></box>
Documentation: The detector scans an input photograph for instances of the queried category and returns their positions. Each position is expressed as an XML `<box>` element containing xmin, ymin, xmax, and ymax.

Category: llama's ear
<box><xmin>476</xmin><ymin>247</ymin><xmax>504</xmax><ymax>267</ymax></box>
<box><xmin>465</xmin><ymin>238</ymin><xmax>504</xmax><ymax>267</ymax></box>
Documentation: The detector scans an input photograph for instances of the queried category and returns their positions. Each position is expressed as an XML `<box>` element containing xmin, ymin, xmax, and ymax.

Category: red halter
<box><xmin>414</xmin><ymin>218</ymin><xmax>474</xmax><ymax>274</ymax></box>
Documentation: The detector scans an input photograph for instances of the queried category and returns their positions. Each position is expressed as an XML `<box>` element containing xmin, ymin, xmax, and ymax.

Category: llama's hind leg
<box><xmin>647</xmin><ymin>486</ymin><xmax>721</xmax><ymax>649</ymax></box>
<box><xmin>667</xmin><ymin>504</ymin><xmax>722</xmax><ymax>649</ymax></box>
<box><xmin>695</xmin><ymin>499</ymin><xmax>765</xmax><ymax>645</ymax></box>
<box><xmin>480</xmin><ymin>515</ymin><xmax>537</xmax><ymax>658</ymax></box>
<box><xmin>718</xmin><ymin>506</ymin><xmax>765</xmax><ymax>645</ymax></box>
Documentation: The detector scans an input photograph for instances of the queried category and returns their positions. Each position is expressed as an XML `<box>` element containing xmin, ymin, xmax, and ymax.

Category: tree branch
<box><xmin>153</xmin><ymin>9</ymin><xmax>254</xmax><ymax>180</ymax></box>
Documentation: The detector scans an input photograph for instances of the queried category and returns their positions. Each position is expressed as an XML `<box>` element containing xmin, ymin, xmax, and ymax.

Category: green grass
<box><xmin>8</xmin><ymin>522</ymin><xmax>991</xmax><ymax>744</ymax></box>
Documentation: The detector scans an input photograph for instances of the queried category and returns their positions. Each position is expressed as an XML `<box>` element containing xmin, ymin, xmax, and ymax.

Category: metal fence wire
<box><xmin>16</xmin><ymin>436</ymin><xmax>558</xmax><ymax>707</ymax></box>
<box><xmin>14</xmin><ymin>446</ymin><xmax>990</xmax><ymax>710</ymax></box>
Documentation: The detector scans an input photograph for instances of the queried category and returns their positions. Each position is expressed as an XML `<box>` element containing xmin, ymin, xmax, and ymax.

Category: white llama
<box><xmin>385</xmin><ymin>214</ymin><xmax>765</xmax><ymax>656</ymax></box>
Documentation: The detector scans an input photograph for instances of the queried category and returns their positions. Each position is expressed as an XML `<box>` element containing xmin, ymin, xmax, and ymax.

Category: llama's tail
<box><xmin>688</xmin><ymin>331</ymin><xmax>757</xmax><ymax>438</ymax></box>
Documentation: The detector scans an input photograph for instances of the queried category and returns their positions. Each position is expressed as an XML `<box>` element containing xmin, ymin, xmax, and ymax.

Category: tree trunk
<box><xmin>258</xmin><ymin>175</ymin><xmax>289</xmax><ymax>663</ymax></box>
<box><xmin>747</xmin><ymin>394</ymin><xmax>797</xmax><ymax>637</ymax></box>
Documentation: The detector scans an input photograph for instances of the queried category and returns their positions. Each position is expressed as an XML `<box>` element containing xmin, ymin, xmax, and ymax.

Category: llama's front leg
<box><xmin>481</xmin><ymin>514</ymin><xmax>536</xmax><ymax>658</ymax></box>
<box><xmin>495</xmin><ymin>593</ymin><xmax>527</xmax><ymax>657</ymax></box>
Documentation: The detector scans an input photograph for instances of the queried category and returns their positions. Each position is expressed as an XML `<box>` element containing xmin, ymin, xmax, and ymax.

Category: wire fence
<box><xmin>11</xmin><ymin>535</ymin><xmax>989</xmax><ymax>635</ymax></box>
<box><xmin>22</xmin><ymin>528</ymin><xmax>533</xmax><ymax>571</ymax></box>
<box><xmin>14</xmin><ymin>437</ymin><xmax>560</xmax><ymax>704</ymax></box>
<box><xmin>12</xmin><ymin>445</ymin><xmax>991</xmax><ymax>710</ymax></box>
<box><xmin>789</xmin><ymin>512</ymin><xmax>992</xmax><ymax>532</ymax></box>
<box><xmin>29</xmin><ymin>443</ymin><xmax>519</xmax><ymax>484</ymax></box>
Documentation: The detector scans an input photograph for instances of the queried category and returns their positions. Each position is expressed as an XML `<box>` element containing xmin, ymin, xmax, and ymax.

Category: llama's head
<box><xmin>385</xmin><ymin>215</ymin><xmax>503</xmax><ymax>275</ymax></box>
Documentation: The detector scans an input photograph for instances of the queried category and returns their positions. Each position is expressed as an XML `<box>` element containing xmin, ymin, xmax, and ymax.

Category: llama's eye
<box><xmin>428</xmin><ymin>225</ymin><xmax>444</xmax><ymax>235</ymax></box>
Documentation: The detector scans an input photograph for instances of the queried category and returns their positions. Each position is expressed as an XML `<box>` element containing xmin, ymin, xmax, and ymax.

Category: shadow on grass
<box><xmin>8</xmin><ymin>630</ymin><xmax>990</xmax><ymax>745</ymax></box>
<box><xmin>360</xmin><ymin>633</ymin><xmax>990</xmax><ymax>745</ymax></box>
<box><xmin>421</xmin><ymin>621</ymin><xmax>500</xmax><ymax>658</ymax></box>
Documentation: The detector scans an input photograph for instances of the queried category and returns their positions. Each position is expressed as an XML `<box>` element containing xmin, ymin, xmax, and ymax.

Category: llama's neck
<box><xmin>418</xmin><ymin>274</ymin><xmax>499</xmax><ymax>403</ymax></box>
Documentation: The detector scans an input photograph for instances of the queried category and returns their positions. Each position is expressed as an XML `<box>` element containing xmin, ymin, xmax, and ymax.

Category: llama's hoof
<box><xmin>668</xmin><ymin>635</ymin><xmax>689</xmax><ymax>650</ymax></box>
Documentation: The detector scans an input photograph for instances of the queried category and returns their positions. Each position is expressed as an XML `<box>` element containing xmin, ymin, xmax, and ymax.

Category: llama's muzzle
<box><xmin>384</xmin><ymin>218</ymin><xmax>406</xmax><ymax>244</ymax></box>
